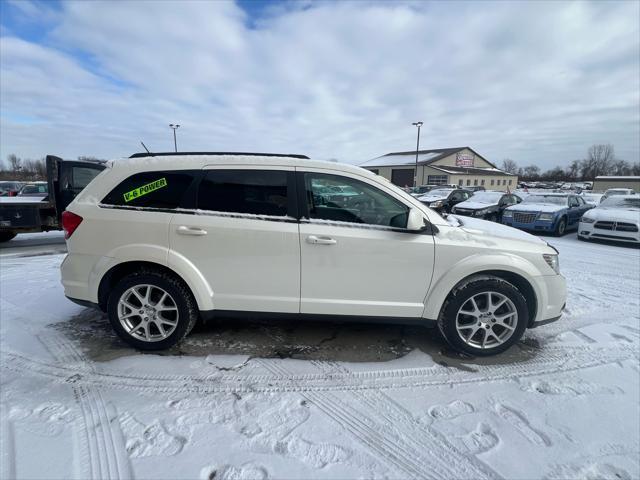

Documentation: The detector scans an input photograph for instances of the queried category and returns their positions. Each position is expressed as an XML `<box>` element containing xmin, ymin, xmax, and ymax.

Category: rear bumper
<box><xmin>60</xmin><ymin>253</ymin><xmax>103</xmax><ymax>304</ymax></box>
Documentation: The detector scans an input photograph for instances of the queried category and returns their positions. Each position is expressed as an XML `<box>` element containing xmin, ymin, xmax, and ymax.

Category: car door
<box><xmin>566</xmin><ymin>195</ymin><xmax>583</xmax><ymax>227</ymax></box>
<box><xmin>297</xmin><ymin>168</ymin><xmax>435</xmax><ymax>318</ymax></box>
<box><xmin>168</xmin><ymin>167</ymin><xmax>301</xmax><ymax>313</ymax></box>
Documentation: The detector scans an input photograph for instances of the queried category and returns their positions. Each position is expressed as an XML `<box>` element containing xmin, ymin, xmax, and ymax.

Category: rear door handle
<box><xmin>177</xmin><ymin>225</ymin><xmax>207</xmax><ymax>236</ymax></box>
<box><xmin>306</xmin><ymin>235</ymin><xmax>337</xmax><ymax>245</ymax></box>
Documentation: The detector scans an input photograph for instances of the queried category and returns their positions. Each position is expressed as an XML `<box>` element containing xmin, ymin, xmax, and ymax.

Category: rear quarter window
<box><xmin>102</xmin><ymin>171</ymin><xmax>197</xmax><ymax>209</ymax></box>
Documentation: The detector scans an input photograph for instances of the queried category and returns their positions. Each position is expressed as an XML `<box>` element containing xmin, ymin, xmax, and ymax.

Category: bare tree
<box><xmin>501</xmin><ymin>158</ymin><xmax>518</xmax><ymax>174</ymax></box>
<box><xmin>523</xmin><ymin>165</ymin><xmax>540</xmax><ymax>180</ymax></box>
<box><xmin>565</xmin><ymin>160</ymin><xmax>580</xmax><ymax>181</ymax></box>
<box><xmin>583</xmin><ymin>144</ymin><xmax>615</xmax><ymax>178</ymax></box>
<box><xmin>7</xmin><ymin>154</ymin><xmax>22</xmax><ymax>172</ymax></box>
<box><xmin>34</xmin><ymin>158</ymin><xmax>47</xmax><ymax>179</ymax></box>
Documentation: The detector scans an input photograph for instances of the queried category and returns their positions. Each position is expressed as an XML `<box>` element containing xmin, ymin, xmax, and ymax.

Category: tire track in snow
<box><xmin>38</xmin><ymin>333</ymin><xmax>133</xmax><ymax>480</ymax></box>
<box><xmin>2</xmin><ymin>343</ymin><xmax>635</xmax><ymax>395</ymax></box>
<box><xmin>261</xmin><ymin>359</ymin><xmax>501</xmax><ymax>480</ymax></box>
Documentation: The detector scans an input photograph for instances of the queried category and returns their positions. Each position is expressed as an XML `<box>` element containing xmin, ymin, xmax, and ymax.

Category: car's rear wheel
<box><xmin>438</xmin><ymin>276</ymin><xmax>529</xmax><ymax>356</ymax></box>
<box><xmin>554</xmin><ymin>217</ymin><xmax>567</xmax><ymax>236</ymax></box>
<box><xmin>0</xmin><ymin>231</ymin><xmax>17</xmax><ymax>243</ymax></box>
<box><xmin>107</xmin><ymin>271</ymin><xmax>198</xmax><ymax>350</ymax></box>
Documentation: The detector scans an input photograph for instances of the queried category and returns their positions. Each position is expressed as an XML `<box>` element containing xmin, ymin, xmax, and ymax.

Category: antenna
<box><xmin>140</xmin><ymin>141</ymin><xmax>153</xmax><ymax>156</ymax></box>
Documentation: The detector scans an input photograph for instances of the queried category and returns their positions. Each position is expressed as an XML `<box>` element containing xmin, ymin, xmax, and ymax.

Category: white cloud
<box><xmin>1</xmin><ymin>0</ymin><xmax>638</xmax><ymax>168</ymax></box>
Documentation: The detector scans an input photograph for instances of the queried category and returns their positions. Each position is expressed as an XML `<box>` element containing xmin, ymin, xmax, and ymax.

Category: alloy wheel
<box><xmin>117</xmin><ymin>284</ymin><xmax>179</xmax><ymax>342</ymax></box>
<box><xmin>455</xmin><ymin>291</ymin><xmax>518</xmax><ymax>349</ymax></box>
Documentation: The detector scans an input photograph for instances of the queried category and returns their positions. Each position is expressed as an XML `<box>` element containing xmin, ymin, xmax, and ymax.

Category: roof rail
<box><xmin>129</xmin><ymin>151</ymin><xmax>310</xmax><ymax>159</ymax></box>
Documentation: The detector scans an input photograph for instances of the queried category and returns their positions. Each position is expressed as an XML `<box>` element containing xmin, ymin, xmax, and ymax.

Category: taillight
<box><xmin>62</xmin><ymin>211</ymin><xmax>83</xmax><ymax>239</ymax></box>
<box><xmin>8</xmin><ymin>191</ymin><xmax>16</xmax><ymax>197</ymax></box>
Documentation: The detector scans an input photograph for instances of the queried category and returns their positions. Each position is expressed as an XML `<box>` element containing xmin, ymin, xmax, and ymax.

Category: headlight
<box><xmin>538</xmin><ymin>213</ymin><xmax>555</xmax><ymax>221</ymax></box>
<box><xmin>476</xmin><ymin>208</ymin><xmax>489</xmax><ymax>216</ymax></box>
<box><xmin>451</xmin><ymin>207</ymin><xmax>457</xmax><ymax>213</ymax></box>
<box><xmin>581</xmin><ymin>217</ymin><xmax>595</xmax><ymax>223</ymax></box>
<box><xmin>543</xmin><ymin>254</ymin><xmax>560</xmax><ymax>274</ymax></box>
<box><xmin>430</xmin><ymin>201</ymin><xmax>443</xmax><ymax>208</ymax></box>
<box><xmin>503</xmin><ymin>210</ymin><xmax>513</xmax><ymax>218</ymax></box>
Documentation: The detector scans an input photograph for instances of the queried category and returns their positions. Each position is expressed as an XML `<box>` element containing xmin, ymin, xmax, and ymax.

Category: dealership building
<box><xmin>360</xmin><ymin>147</ymin><xmax>517</xmax><ymax>191</ymax></box>
<box><xmin>592</xmin><ymin>176</ymin><xmax>640</xmax><ymax>193</ymax></box>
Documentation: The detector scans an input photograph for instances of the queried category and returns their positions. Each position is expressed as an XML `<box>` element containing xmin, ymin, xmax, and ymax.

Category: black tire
<box><xmin>0</xmin><ymin>231</ymin><xmax>17</xmax><ymax>243</ymax></box>
<box><xmin>107</xmin><ymin>270</ymin><xmax>198</xmax><ymax>350</ymax></box>
<box><xmin>437</xmin><ymin>276</ymin><xmax>529</xmax><ymax>356</ymax></box>
<box><xmin>554</xmin><ymin>217</ymin><xmax>567</xmax><ymax>236</ymax></box>
<box><xmin>487</xmin><ymin>213</ymin><xmax>498</xmax><ymax>222</ymax></box>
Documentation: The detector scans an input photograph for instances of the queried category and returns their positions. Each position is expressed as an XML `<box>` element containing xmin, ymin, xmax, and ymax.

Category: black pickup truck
<box><xmin>0</xmin><ymin>155</ymin><xmax>105</xmax><ymax>242</ymax></box>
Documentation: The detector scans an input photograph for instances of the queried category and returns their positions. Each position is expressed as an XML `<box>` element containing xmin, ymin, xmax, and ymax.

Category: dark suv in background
<box><xmin>417</xmin><ymin>188</ymin><xmax>473</xmax><ymax>213</ymax></box>
<box><xmin>452</xmin><ymin>191</ymin><xmax>522</xmax><ymax>221</ymax></box>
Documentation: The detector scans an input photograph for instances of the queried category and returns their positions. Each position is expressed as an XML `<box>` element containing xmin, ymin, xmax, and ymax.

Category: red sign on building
<box><xmin>456</xmin><ymin>152</ymin><xmax>475</xmax><ymax>167</ymax></box>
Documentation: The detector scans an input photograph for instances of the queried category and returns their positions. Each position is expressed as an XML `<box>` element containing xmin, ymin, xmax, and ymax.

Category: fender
<box><xmin>88</xmin><ymin>244</ymin><xmax>214</xmax><ymax>311</ymax></box>
<box><xmin>422</xmin><ymin>253</ymin><xmax>544</xmax><ymax>320</ymax></box>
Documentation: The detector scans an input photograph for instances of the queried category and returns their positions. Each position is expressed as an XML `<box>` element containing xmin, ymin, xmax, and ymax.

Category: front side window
<box><xmin>198</xmin><ymin>170</ymin><xmax>289</xmax><ymax>217</ymax></box>
<box><xmin>304</xmin><ymin>173</ymin><xmax>409</xmax><ymax>228</ymax></box>
<box><xmin>102</xmin><ymin>171</ymin><xmax>196</xmax><ymax>209</ymax></box>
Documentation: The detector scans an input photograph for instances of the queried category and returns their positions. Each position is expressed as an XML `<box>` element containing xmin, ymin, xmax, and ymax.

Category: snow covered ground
<box><xmin>0</xmin><ymin>236</ymin><xmax>638</xmax><ymax>479</ymax></box>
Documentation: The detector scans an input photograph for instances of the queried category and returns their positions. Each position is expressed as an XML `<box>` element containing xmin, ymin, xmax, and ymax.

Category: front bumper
<box><xmin>578</xmin><ymin>222</ymin><xmax>640</xmax><ymax>243</ymax></box>
<box><xmin>503</xmin><ymin>217</ymin><xmax>557</xmax><ymax>232</ymax></box>
<box><xmin>530</xmin><ymin>274</ymin><xmax>566</xmax><ymax>326</ymax></box>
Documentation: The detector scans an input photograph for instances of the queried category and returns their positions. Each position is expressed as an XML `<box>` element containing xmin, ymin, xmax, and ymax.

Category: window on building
<box><xmin>102</xmin><ymin>171</ymin><xmax>197</xmax><ymax>209</ymax></box>
<box><xmin>458</xmin><ymin>179</ymin><xmax>463</xmax><ymax>186</ymax></box>
<box><xmin>508</xmin><ymin>179</ymin><xmax>512</xmax><ymax>185</ymax></box>
<box><xmin>466</xmin><ymin>179</ymin><xmax>471</xmax><ymax>186</ymax></box>
<box><xmin>427</xmin><ymin>175</ymin><xmax>448</xmax><ymax>185</ymax></box>
<box><xmin>198</xmin><ymin>169</ymin><xmax>289</xmax><ymax>216</ymax></box>
<box><xmin>481</xmin><ymin>179</ymin><xmax>485</xmax><ymax>186</ymax></box>
<box><xmin>491</xmin><ymin>179</ymin><xmax>495</xmax><ymax>186</ymax></box>
<box><xmin>503</xmin><ymin>179</ymin><xmax>507</xmax><ymax>185</ymax></box>
<box><xmin>474</xmin><ymin>179</ymin><xmax>478</xmax><ymax>186</ymax></box>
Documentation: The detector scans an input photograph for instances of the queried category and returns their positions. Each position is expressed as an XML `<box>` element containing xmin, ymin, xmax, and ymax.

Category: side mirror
<box><xmin>406</xmin><ymin>208</ymin><xmax>427</xmax><ymax>231</ymax></box>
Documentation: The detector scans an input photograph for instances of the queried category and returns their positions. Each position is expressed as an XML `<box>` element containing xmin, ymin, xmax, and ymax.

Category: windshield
<box><xmin>467</xmin><ymin>192</ymin><xmax>503</xmax><ymax>204</ymax></box>
<box><xmin>425</xmin><ymin>189</ymin><xmax>453</xmax><ymax>197</ymax></box>
<box><xmin>600</xmin><ymin>196</ymin><xmax>640</xmax><ymax>209</ymax></box>
<box><xmin>20</xmin><ymin>184</ymin><xmax>47</xmax><ymax>194</ymax></box>
<box><xmin>523</xmin><ymin>195</ymin><xmax>568</xmax><ymax>206</ymax></box>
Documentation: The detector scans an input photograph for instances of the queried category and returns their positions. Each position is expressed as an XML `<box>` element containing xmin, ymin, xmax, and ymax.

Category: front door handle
<box><xmin>177</xmin><ymin>225</ymin><xmax>208</xmax><ymax>236</ymax></box>
<box><xmin>306</xmin><ymin>235</ymin><xmax>337</xmax><ymax>245</ymax></box>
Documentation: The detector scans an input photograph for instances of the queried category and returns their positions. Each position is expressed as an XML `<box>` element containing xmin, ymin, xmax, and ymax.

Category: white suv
<box><xmin>60</xmin><ymin>153</ymin><xmax>566</xmax><ymax>356</ymax></box>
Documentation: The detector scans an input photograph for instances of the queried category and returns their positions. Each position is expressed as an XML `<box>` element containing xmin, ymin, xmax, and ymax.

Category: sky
<box><xmin>0</xmin><ymin>0</ymin><xmax>638</xmax><ymax>170</ymax></box>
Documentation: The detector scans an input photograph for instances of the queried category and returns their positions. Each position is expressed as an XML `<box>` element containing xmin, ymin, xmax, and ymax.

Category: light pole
<box><xmin>169</xmin><ymin>124</ymin><xmax>180</xmax><ymax>152</ymax></box>
<box><xmin>412</xmin><ymin>121</ymin><xmax>423</xmax><ymax>187</ymax></box>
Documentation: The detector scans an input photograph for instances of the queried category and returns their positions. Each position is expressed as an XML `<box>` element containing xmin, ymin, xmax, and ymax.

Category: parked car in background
<box><xmin>417</xmin><ymin>188</ymin><xmax>473</xmax><ymax>213</ymax></box>
<box><xmin>578</xmin><ymin>195</ymin><xmax>640</xmax><ymax>244</ymax></box>
<box><xmin>0</xmin><ymin>181</ymin><xmax>24</xmax><ymax>197</ymax></box>
<box><xmin>452</xmin><ymin>191</ymin><xmax>522</xmax><ymax>222</ymax></box>
<box><xmin>581</xmin><ymin>193</ymin><xmax>604</xmax><ymax>206</ymax></box>
<box><xmin>18</xmin><ymin>182</ymin><xmax>48</xmax><ymax>197</ymax></box>
<box><xmin>603</xmin><ymin>188</ymin><xmax>635</xmax><ymax>200</ymax></box>
<box><xmin>467</xmin><ymin>186</ymin><xmax>486</xmax><ymax>192</ymax></box>
<box><xmin>0</xmin><ymin>156</ymin><xmax>105</xmax><ymax>243</ymax></box>
<box><xmin>408</xmin><ymin>185</ymin><xmax>438</xmax><ymax>197</ymax></box>
<box><xmin>60</xmin><ymin>152</ymin><xmax>566</xmax><ymax>356</ymax></box>
<box><xmin>502</xmin><ymin>193</ymin><xmax>593</xmax><ymax>236</ymax></box>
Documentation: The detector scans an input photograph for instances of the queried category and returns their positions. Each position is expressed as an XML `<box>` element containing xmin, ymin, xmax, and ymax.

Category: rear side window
<box><xmin>102</xmin><ymin>171</ymin><xmax>196</xmax><ymax>209</ymax></box>
<box><xmin>197</xmin><ymin>170</ymin><xmax>289</xmax><ymax>217</ymax></box>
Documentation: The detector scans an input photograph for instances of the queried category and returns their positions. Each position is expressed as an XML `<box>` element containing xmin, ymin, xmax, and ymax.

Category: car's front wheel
<box><xmin>107</xmin><ymin>270</ymin><xmax>198</xmax><ymax>350</ymax></box>
<box><xmin>438</xmin><ymin>276</ymin><xmax>529</xmax><ymax>356</ymax></box>
<box><xmin>554</xmin><ymin>217</ymin><xmax>567</xmax><ymax>236</ymax></box>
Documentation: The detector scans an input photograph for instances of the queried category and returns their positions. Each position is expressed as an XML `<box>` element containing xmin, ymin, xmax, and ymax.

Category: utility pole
<box><xmin>169</xmin><ymin>124</ymin><xmax>180</xmax><ymax>152</ymax></box>
<box><xmin>412</xmin><ymin>122</ymin><xmax>423</xmax><ymax>187</ymax></box>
